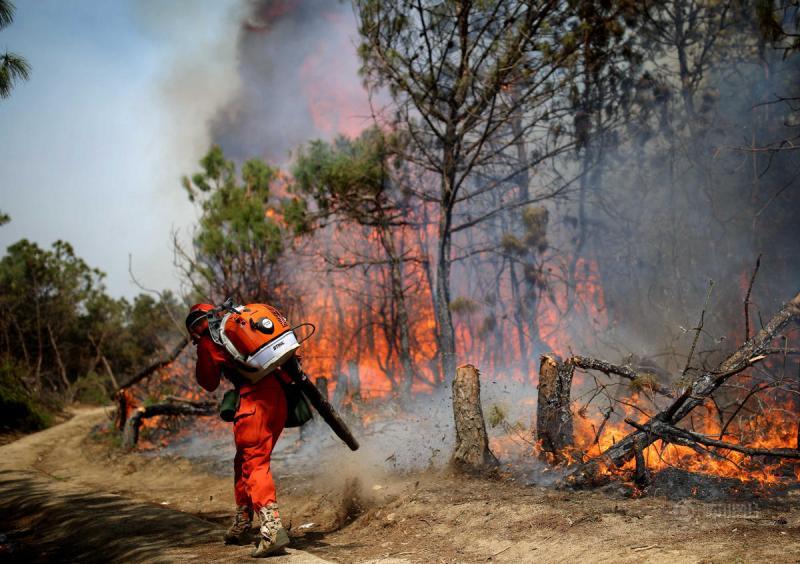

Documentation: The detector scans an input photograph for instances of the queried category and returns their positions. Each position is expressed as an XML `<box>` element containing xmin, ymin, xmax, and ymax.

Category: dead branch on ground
<box><xmin>122</xmin><ymin>398</ymin><xmax>216</xmax><ymax>450</ymax></box>
<box><xmin>624</xmin><ymin>418</ymin><xmax>800</xmax><ymax>459</ymax></box>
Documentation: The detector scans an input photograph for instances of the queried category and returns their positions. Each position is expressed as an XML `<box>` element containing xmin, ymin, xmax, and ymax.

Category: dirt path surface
<box><xmin>1</xmin><ymin>406</ymin><xmax>799</xmax><ymax>563</ymax></box>
<box><xmin>0</xmin><ymin>407</ymin><xmax>328</xmax><ymax>563</ymax></box>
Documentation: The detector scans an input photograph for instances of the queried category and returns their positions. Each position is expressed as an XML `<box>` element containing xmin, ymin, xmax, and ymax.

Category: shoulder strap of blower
<box><xmin>207</xmin><ymin>298</ymin><xmax>238</xmax><ymax>347</ymax></box>
<box><xmin>207</xmin><ymin>297</ymin><xmax>245</xmax><ymax>350</ymax></box>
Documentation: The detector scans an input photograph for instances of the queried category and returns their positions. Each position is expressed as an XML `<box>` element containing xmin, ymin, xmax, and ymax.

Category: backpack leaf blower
<box><xmin>207</xmin><ymin>299</ymin><xmax>359</xmax><ymax>451</ymax></box>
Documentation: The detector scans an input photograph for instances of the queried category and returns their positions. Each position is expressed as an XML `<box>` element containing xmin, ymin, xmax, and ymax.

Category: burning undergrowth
<box><xmin>116</xmin><ymin>286</ymin><xmax>799</xmax><ymax>504</ymax></box>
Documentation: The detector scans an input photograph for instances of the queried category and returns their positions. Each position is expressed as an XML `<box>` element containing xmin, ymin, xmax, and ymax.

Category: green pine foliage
<box><xmin>180</xmin><ymin>145</ymin><xmax>294</xmax><ymax>303</ymax></box>
<box><xmin>0</xmin><ymin>358</ymin><xmax>52</xmax><ymax>431</ymax></box>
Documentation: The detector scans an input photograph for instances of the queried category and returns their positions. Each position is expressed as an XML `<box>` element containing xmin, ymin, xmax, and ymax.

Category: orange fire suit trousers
<box><xmin>233</xmin><ymin>375</ymin><xmax>287</xmax><ymax>510</ymax></box>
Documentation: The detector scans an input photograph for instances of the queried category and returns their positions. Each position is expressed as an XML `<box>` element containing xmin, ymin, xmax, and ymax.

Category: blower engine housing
<box><xmin>217</xmin><ymin>303</ymin><xmax>300</xmax><ymax>382</ymax></box>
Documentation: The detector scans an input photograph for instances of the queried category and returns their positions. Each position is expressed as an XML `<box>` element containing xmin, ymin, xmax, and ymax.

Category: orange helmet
<box><xmin>186</xmin><ymin>303</ymin><xmax>214</xmax><ymax>341</ymax></box>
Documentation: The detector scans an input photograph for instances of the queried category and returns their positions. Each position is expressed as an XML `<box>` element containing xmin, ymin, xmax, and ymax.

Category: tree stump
<box><xmin>450</xmin><ymin>364</ymin><xmax>498</xmax><ymax>470</ymax></box>
<box><xmin>535</xmin><ymin>354</ymin><xmax>575</xmax><ymax>461</ymax></box>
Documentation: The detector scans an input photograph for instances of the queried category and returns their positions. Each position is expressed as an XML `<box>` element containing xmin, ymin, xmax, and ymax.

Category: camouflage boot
<box><xmin>251</xmin><ymin>503</ymin><xmax>290</xmax><ymax>557</ymax></box>
<box><xmin>223</xmin><ymin>505</ymin><xmax>253</xmax><ymax>545</ymax></box>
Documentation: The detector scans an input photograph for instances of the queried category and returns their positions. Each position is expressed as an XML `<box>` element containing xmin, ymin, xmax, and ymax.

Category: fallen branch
<box><xmin>566</xmin><ymin>291</ymin><xmax>800</xmax><ymax>487</ymax></box>
<box><xmin>117</xmin><ymin>336</ymin><xmax>190</xmax><ymax>391</ymax></box>
<box><xmin>122</xmin><ymin>398</ymin><xmax>216</xmax><ymax>449</ymax></box>
<box><xmin>624</xmin><ymin>418</ymin><xmax>800</xmax><ymax>459</ymax></box>
<box><xmin>568</xmin><ymin>356</ymin><xmax>674</xmax><ymax>398</ymax></box>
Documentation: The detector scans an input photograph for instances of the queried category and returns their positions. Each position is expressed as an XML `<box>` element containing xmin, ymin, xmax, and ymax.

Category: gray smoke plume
<box><xmin>211</xmin><ymin>0</ymin><xmax>372</xmax><ymax>164</ymax></box>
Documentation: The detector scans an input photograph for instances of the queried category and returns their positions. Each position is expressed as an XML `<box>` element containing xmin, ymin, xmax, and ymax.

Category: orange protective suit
<box><xmin>195</xmin><ymin>335</ymin><xmax>287</xmax><ymax>510</ymax></box>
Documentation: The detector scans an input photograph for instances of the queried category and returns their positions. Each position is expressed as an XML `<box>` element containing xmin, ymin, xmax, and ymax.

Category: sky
<box><xmin>0</xmin><ymin>0</ymin><xmax>243</xmax><ymax>298</ymax></box>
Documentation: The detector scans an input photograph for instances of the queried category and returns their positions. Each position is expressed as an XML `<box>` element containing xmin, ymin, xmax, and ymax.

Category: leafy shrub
<box><xmin>0</xmin><ymin>358</ymin><xmax>53</xmax><ymax>431</ymax></box>
<box><xmin>486</xmin><ymin>403</ymin><xmax>508</xmax><ymax>428</ymax></box>
<box><xmin>72</xmin><ymin>372</ymin><xmax>111</xmax><ymax>405</ymax></box>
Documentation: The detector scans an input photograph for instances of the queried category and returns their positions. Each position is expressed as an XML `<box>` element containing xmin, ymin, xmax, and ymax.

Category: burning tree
<box><xmin>291</xmin><ymin>127</ymin><xmax>425</xmax><ymax>399</ymax></box>
<box><xmin>355</xmin><ymin>0</ymin><xmax>583</xmax><ymax>383</ymax></box>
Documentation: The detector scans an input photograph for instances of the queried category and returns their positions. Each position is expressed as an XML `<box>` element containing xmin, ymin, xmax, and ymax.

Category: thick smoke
<box><xmin>576</xmin><ymin>54</ymin><xmax>800</xmax><ymax>372</ymax></box>
<box><xmin>130</xmin><ymin>0</ymin><xmax>246</xmax><ymax>284</ymax></box>
<box><xmin>210</xmin><ymin>0</ymin><xmax>372</xmax><ymax>164</ymax></box>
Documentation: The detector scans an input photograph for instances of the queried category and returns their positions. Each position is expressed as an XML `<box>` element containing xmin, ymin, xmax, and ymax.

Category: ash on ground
<box><xmin>643</xmin><ymin>467</ymin><xmax>797</xmax><ymax>501</ymax></box>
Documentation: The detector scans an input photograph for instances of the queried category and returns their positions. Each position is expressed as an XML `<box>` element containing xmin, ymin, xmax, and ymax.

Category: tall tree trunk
<box><xmin>315</xmin><ymin>376</ymin><xmax>329</xmax><ymax>402</ymax></box>
<box><xmin>378</xmin><ymin>224</ymin><xmax>416</xmax><ymax>400</ymax></box>
<box><xmin>329</xmin><ymin>277</ymin><xmax>347</xmax><ymax>380</ymax></box>
<box><xmin>347</xmin><ymin>360</ymin><xmax>361</xmax><ymax>401</ymax></box>
<box><xmin>509</xmin><ymin>261</ymin><xmax>529</xmax><ymax>375</ymax></box>
<box><xmin>46</xmin><ymin>324</ymin><xmax>70</xmax><ymax>394</ymax></box>
<box><xmin>435</xmin><ymin>150</ymin><xmax>457</xmax><ymax>385</ymax></box>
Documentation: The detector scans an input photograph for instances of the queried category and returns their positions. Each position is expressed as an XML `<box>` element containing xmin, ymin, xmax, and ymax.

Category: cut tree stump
<box><xmin>535</xmin><ymin>354</ymin><xmax>575</xmax><ymax>461</ymax></box>
<box><xmin>450</xmin><ymin>364</ymin><xmax>498</xmax><ymax>471</ymax></box>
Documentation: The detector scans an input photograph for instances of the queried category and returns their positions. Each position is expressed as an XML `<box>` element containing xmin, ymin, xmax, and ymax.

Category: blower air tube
<box><xmin>283</xmin><ymin>357</ymin><xmax>360</xmax><ymax>451</ymax></box>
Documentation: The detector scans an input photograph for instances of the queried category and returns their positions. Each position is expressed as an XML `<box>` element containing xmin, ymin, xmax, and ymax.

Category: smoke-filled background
<box><xmin>162</xmin><ymin>0</ymin><xmax>799</xmax><ymax>482</ymax></box>
<box><xmin>211</xmin><ymin>0</ymin><xmax>372</xmax><ymax>162</ymax></box>
<box><xmin>185</xmin><ymin>0</ymin><xmax>800</xmax><ymax>390</ymax></box>
<box><xmin>1</xmin><ymin>0</ymin><xmax>799</xmax><ymax>482</ymax></box>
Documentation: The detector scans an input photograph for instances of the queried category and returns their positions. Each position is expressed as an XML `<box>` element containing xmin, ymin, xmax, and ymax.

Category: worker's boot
<box><xmin>251</xmin><ymin>503</ymin><xmax>290</xmax><ymax>557</ymax></box>
<box><xmin>223</xmin><ymin>505</ymin><xmax>253</xmax><ymax>545</ymax></box>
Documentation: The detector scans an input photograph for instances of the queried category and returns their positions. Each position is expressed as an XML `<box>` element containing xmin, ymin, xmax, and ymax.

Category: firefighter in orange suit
<box><xmin>186</xmin><ymin>303</ymin><xmax>290</xmax><ymax>558</ymax></box>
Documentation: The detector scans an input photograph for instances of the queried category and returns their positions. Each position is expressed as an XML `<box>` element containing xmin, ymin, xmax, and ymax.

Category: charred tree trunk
<box><xmin>377</xmin><ymin>222</ymin><xmax>416</xmax><ymax>400</ymax></box>
<box><xmin>633</xmin><ymin>437</ymin><xmax>651</xmax><ymax>488</ymax></box>
<box><xmin>347</xmin><ymin>361</ymin><xmax>361</xmax><ymax>402</ymax></box>
<box><xmin>535</xmin><ymin>354</ymin><xmax>575</xmax><ymax>461</ymax></box>
<box><xmin>332</xmin><ymin>373</ymin><xmax>347</xmax><ymax>409</ymax></box>
<box><xmin>450</xmin><ymin>364</ymin><xmax>498</xmax><ymax>471</ymax></box>
<box><xmin>122</xmin><ymin>399</ymin><xmax>216</xmax><ymax>450</ymax></box>
<box><xmin>434</xmin><ymin>147</ymin><xmax>457</xmax><ymax>385</ymax></box>
<box><xmin>115</xmin><ymin>388</ymin><xmax>135</xmax><ymax>431</ymax></box>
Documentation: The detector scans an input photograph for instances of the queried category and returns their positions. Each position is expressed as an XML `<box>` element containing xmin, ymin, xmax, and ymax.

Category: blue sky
<box><xmin>0</xmin><ymin>0</ymin><xmax>240</xmax><ymax>298</ymax></box>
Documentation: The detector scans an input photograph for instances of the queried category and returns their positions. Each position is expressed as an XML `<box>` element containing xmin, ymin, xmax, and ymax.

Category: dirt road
<box><xmin>0</xmin><ymin>407</ymin><xmax>328</xmax><ymax>563</ymax></box>
<box><xmin>1</xmin><ymin>407</ymin><xmax>799</xmax><ymax>563</ymax></box>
